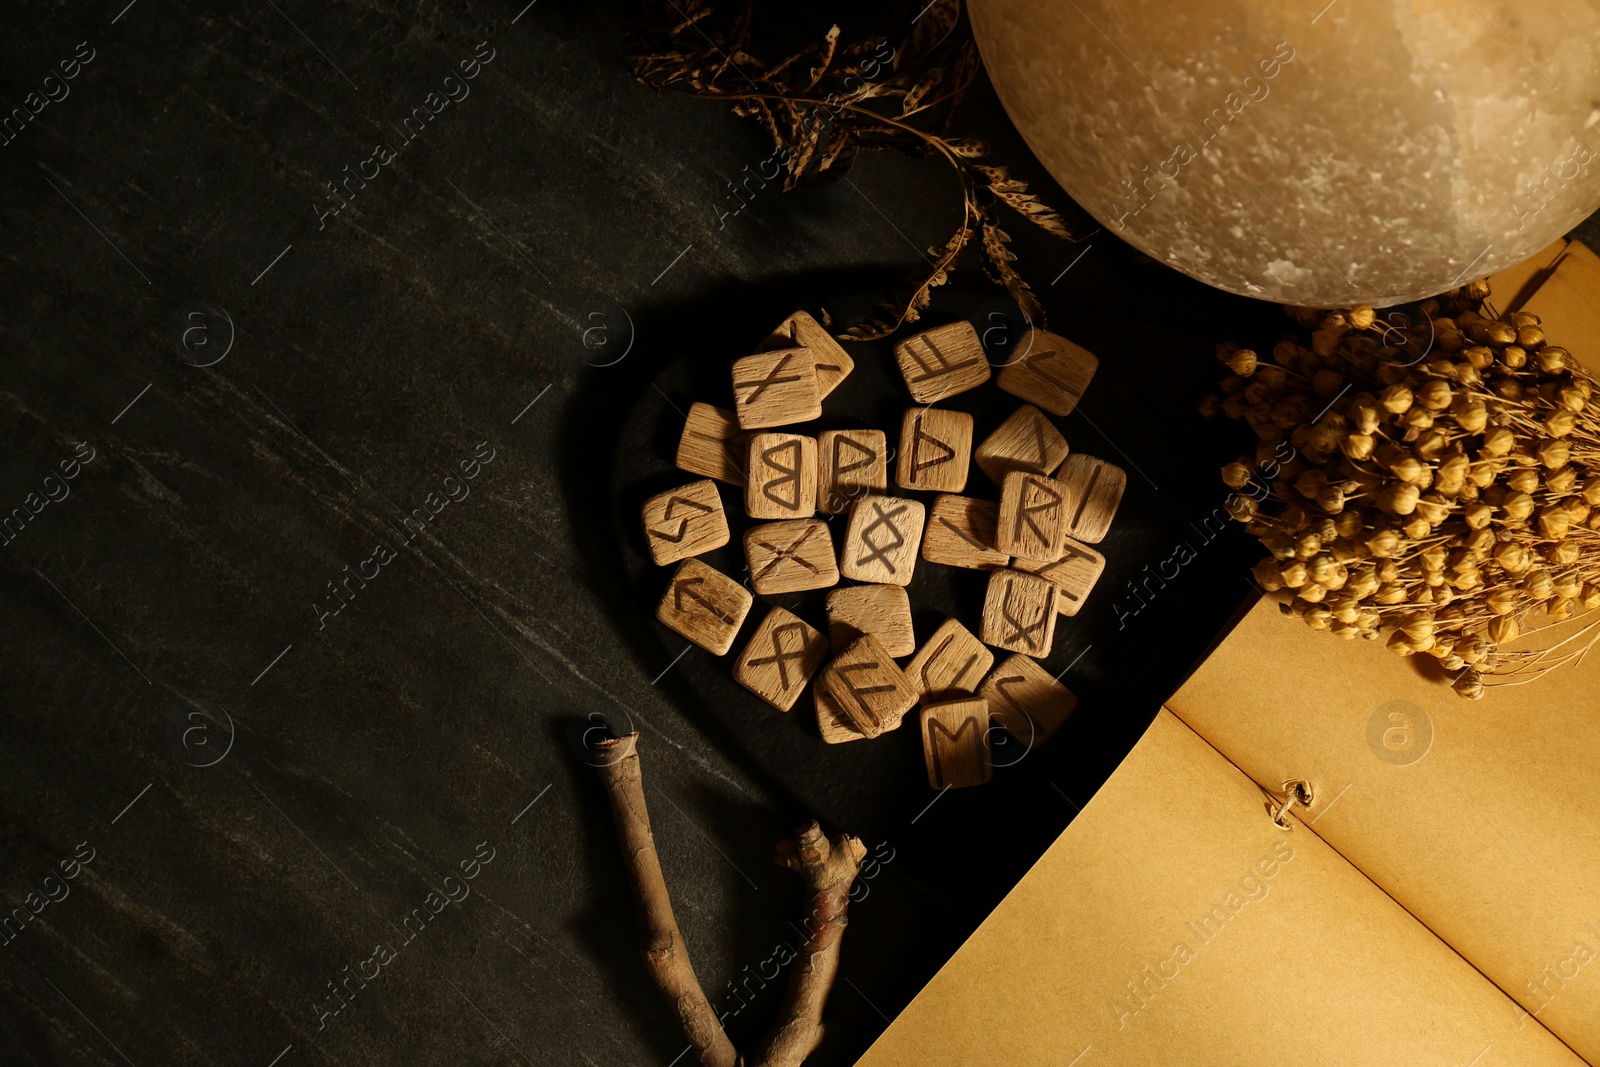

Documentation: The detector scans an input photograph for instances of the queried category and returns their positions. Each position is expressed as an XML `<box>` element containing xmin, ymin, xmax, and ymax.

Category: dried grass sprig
<box><xmin>603</xmin><ymin>0</ymin><xmax>1091</xmax><ymax>339</ymax></box>
<box><xmin>1204</xmin><ymin>280</ymin><xmax>1600</xmax><ymax>698</ymax></box>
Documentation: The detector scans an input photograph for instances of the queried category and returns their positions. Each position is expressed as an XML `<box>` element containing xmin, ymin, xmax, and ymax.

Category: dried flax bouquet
<box><xmin>1204</xmin><ymin>279</ymin><xmax>1600</xmax><ymax>698</ymax></box>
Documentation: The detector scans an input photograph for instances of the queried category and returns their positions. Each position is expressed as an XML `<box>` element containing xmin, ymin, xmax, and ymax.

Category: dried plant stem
<box><xmin>593</xmin><ymin>733</ymin><xmax>868</xmax><ymax>1067</ymax></box>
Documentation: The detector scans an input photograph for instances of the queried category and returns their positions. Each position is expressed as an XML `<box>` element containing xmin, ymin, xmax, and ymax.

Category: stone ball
<box><xmin>970</xmin><ymin>0</ymin><xmax>1600</xmax><ymax>307</ymax></box>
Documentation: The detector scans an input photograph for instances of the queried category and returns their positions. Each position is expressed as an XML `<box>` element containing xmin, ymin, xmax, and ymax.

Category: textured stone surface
<box><xmin>972</xmin><ymin>0</ymin><xmax>1600</xmax><ymax>306</ymax></box>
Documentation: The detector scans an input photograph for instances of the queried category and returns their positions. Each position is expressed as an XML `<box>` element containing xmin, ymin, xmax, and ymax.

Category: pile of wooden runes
<box><xmin>642</xmin><ymin>310</ymin><xmax>1123</xmax><ymax>789</ymax></box>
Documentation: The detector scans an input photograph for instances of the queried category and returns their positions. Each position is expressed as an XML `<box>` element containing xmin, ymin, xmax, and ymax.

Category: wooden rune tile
<box><xmin>921</xmin><ymin>494</ymin><xmax>1010</xmax><ymax>571</ymax></box>
<box><xmin>731</xmin><ymin>347</ymin><xmax>822</xmax><ymax>429</ymax></box>
<box><xmin>920</xmin><ymin>698</ymin><xmax>992</xmax><ymax>789</ymax></box>
<box><xmin>1012</xmin><ymin>537</ymin><xmax>1105</xmax><ymax>616</ymax></box>
<box><xmin>745</xmin><ymin>433</ymin><xmax>818</xmax><ymax>520</ymax></box>
<box><xmin>744</xmin><ymin>518</ymin><xmax>839</xmax><ymax>595</ymax></box>
<box><xmin>894</xmin><ymin>321</ymin><xmax>991</xmax><ymax>404</ymax></box>
<box><xmin>732</xmin><ymin>606</ymin><xmax>829</xmax><ymax>711</ymax></box>
<box><xmin>816</xmin><ymin>429</ymin><xmax>888</xmax><ymax>515</ymax></box>
<box><xmin>996</xmin><ymin>327</ymin><xmax>1099</xmax><ymax>416</ymax></box>
<box><xmin>760</xmin><ymin>311</ymin><xmax>854</xmax><ymax>399</ymax></box>
<box><xmin>825</xmin><ymin>584</ymin><xmax>914</xmax><ymax>657</ymax></box>
<box><xmin>895</xmin><ymin>407</ymin><xmax>973</xmax><ymax>494</ymax></box>
<box><xmin>974</xmin><ymin>404</ymin><xmax>1069</xmax><ymax>486</ymax></box>
<box><xmin>655</xmin><ymin>557</ymin><xmax>753</xmax><ymax>656</ymax></box>
<box><xmin>840</xmin><ymin>495</ymin><xmax>925</xmax><ymax>586</ymax></box>
<box><xmin>641</xmin><ymin>478</ymin><xmax>730</xmax><ymax>566</ymax></box>
<box><xmin>996</xmin><ymin>471</ymin><xmax>1068</xmax><ymax>562</ymax></box>
<box><xmin>675</xmin><ymin>402</ymin><xmax>747</xmax><ymax>487</ymax></box>
<box><xmin>979</xmin><ymin>653</ymin><xmax>1079</xmax><ymax>748</ymax></box>
<box><xmin>1057</xmin><ymin>454</ymin><xmax>1126</xmax><ymax>544</ymax></box>
<box><xmin>814</xmin><ymin>633</ymin><xmax>918</xmax><ymax>743</ymax></box>
<box><xmin>903</xmin><ymin>617</ymin><xmax>994</xmax><ymax>703</ymax></box>
<box><xmin>980</xmin><ymin>568</ymin><xmax>1059</xmax><ymax>658</ymax></box>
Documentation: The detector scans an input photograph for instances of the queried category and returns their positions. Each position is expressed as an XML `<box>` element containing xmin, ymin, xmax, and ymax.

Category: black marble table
<box><xmin>5</xmin><ymin>3</ymin><xmax>1591</xmax><ymax>1064</ymax></box>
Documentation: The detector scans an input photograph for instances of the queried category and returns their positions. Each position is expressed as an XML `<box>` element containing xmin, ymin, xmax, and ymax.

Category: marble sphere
<box><xmin>970</xmin><ymin>0</ymin><xmax>1600</xmax><ymax>307</ymax></box>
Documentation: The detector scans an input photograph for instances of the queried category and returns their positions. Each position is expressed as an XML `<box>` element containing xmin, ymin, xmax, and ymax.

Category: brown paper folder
<box><xmin>858</xmin><ymin>707</ymin><xmax>1587</xmax><ymax>1067</ymax></box>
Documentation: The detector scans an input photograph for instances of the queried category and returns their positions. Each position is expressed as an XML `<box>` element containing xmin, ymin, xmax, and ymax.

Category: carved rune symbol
<box><xmin>992</xmin><ymin>674</ymin><xmax>1038</xmax><ymax>740</ymax></box>
<box><xmin>926</xmin><ymin>715</ymin><xmax>984</xmax><ymax>786</ymax></box>
<box><xmin>856</xmin><ymin>501</ymin><xmax>909</xmax><ymax>572</ymax></box>
<box><xmin>833</xmin><ymin>434</ymin><xmax>876</xmax><ymax>475</ymax></box>
<box><xmin>909</xmin><ymin>414</ymin><xmax>955</xmax><ymax>478</ymax></box>
<box><xmin>1030</xmin><ymin>414</ymin><xmax>1052</xmax><ymax>465</ymax></box>
<box><xmin>1038</xmin><ymin>542</ymin><xmax>1095</xmax><ymax>603</ymax></box>
<box><xmin>1000</xmin><ymin>580</ymin><xmax>1049</xmax><ymax>651</ymax></box>
<box><xmin>672</xmin><ymin>577</ymin><xmax>733</xmax><ymax>623</ymax></box>
<box><xmin>650</xmin><ymin>494</ymin><xmax>713</xmax><ymax>542</ymax></box>
<box><xmin>938</xmin><ymin>516</ymin><xmax>988</xmax><ymax>550</ymax></box>
<box><xmin>1022</xmin><ymin>348</ymin><xmax>1078</xmax><ymax>394</ymax></box>
<box><xmin>734</xmin><ymin>352</ymin><xmax>801</xmax><ymax>406</ymax></box>
<box><xmin>921</xmin><ymin>634</ymin><xmax>982</xmax><ymax>691</ymax></box>
<box><xmin>1070</xmin><ymin>465</ymin><xmax>1103</xmax><ymax>528</ymax></box>
<box><xmin>760</xmin><ymin>440</ymin><xmax>804</xmax><ymax>510</ymax></box>
<box><xmin>903</xmin><ymin>335</ymin><xmax>981</xmax><ymax>383</ymax></box>
<box><xmin>1014</xmin><ymin>476</ymin><xmax>1062</xmax><ymax>543</ymax></box>
<box><xmin>833</xmin><ymin>661</ymin><xmax>895</xmax><ymax>731</ymax></box>
<box><xmin>753</xmin><ymin>524</ymin><xmax>821</xmax><ymax>579</ymax></box>
<box><xmin>747</xmin><ymin>621</ymin><xmax>811</xmax><ymax>689</ymax></box>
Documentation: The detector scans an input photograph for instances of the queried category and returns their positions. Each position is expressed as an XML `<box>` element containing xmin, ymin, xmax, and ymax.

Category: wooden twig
<box><xmin>594</xmin><ymin>733</ymin><xmax>738</xmax><ymax>1067</ymax></box>
<box><xmin>593</xmin><ymin>733</ymin><xmax>868</xmax><ymax>1067</ymax></box>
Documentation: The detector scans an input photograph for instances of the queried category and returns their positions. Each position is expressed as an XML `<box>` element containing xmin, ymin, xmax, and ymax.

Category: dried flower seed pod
<box><xmin>1506</xmin><ymin>467</ymin><xmax>1540</xmax><ymax>493</ymax></box>
<box><xmin>1487</xmin><ymin>588</ymin><xmax>1519</xmax><ymax>615</ymax></box>
<box><xmin>1226</xmin><ymin>348</ymin><xmax>1259</xmax><ymax>376</ymax></box>
<box><xmin>1488</xmin><ymin>615</ymin><xmax>1521</xmax><ymax>643</ymax></box>
<box><xmin>1546</xmin><ymin>466</ymin><xmax>1579</xmax><ymax>494</ymax></box>
<box><xmin>1253</xmin><ymin>558</ymin><xmax>1286</xmax><ymax>591</ymax></box>
<box><xmin>1403</xmin><ymin>515</ymin><xmax>1434</xmax><ymax>540</ymax></box>
<box><xmin>1365</xmin><ymin>528</ymin><xmax>1401</xmax><ymax>558</ymax></box>
<box><xmin>1501</xmin><ymin>491</ymin><xmax>1535</xmax><ymax>522</ymax></box>
<box><xmin>1546</xmin><ymin>410</ymin><xmax>1577</xmax><ymax>437</ymax></box>
<box><xmin>1538</xmin><ymin>345</ymin><xmax>1570</xmax><ymax>373</ymax></box>
<box><xmin>1453</xmin><ymin>672</ymin><xmax>1486</xmax><ymax>699</ymax></box>
<box><xmin>1549</xmin><ymin>539</ymin><xmax>1582</xmax><ymax>566</ymax></box>
<box><xmin>1221</xmin><ymin>460</ymin><xmax>1252</xmax><ymax>489</ymax></box>
<box><xmin>1377</xmin><ymin>482</ymin><xmax>1421</xmax><ymax>515</ymax></box>
<box><xmin>1379</xmin><ymin>384</ymin><xmax>1413</xmax><ymax>414</ymax></box>
<box><xmin>1538</xmin><ymin>506</ymin><xmax>1572</xmax><ymax>540</ymax></box>
<box><xmin>1375</xmin><ymin>582</ymin><xmax>1408</xmax><ymax>604</ymax></box>
<box><xmin>1494</xmin><ymin>541</ymin><xmax>1532</xmax><ymax>573</ymax></box>
<box><xmin>1541</xmin><ymin>439</ymin><xmax>1572</xmax><ymax>468</ymax></box>
<box><xmin>1485</xmin><ymin>321</ymin><xmax>1517</xmax><ymax>346</ymax></box>
<box><xmin>1555</xmin><ymin>570</ymin><xmax>1584</xmax><ymax>599</ymax></box>
<box><xmin>1280</xmin><ymin>560</ymin><xmax>1309</xmax><ymax>588</ymax></box>
<box><xmin>1416</xmin><ymin>379</ymin><xmax>1453</xmax><ymax>410</ymax></box>
<box><xmin>1480</xmin><ymin>427</ymin><xmax>1515</xmax><ymax>456</ymax></box>
<box><xmin>1523</xmin><ymin>569</ymin><xmax>1554</xmax><ymax>600</ymax></box>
